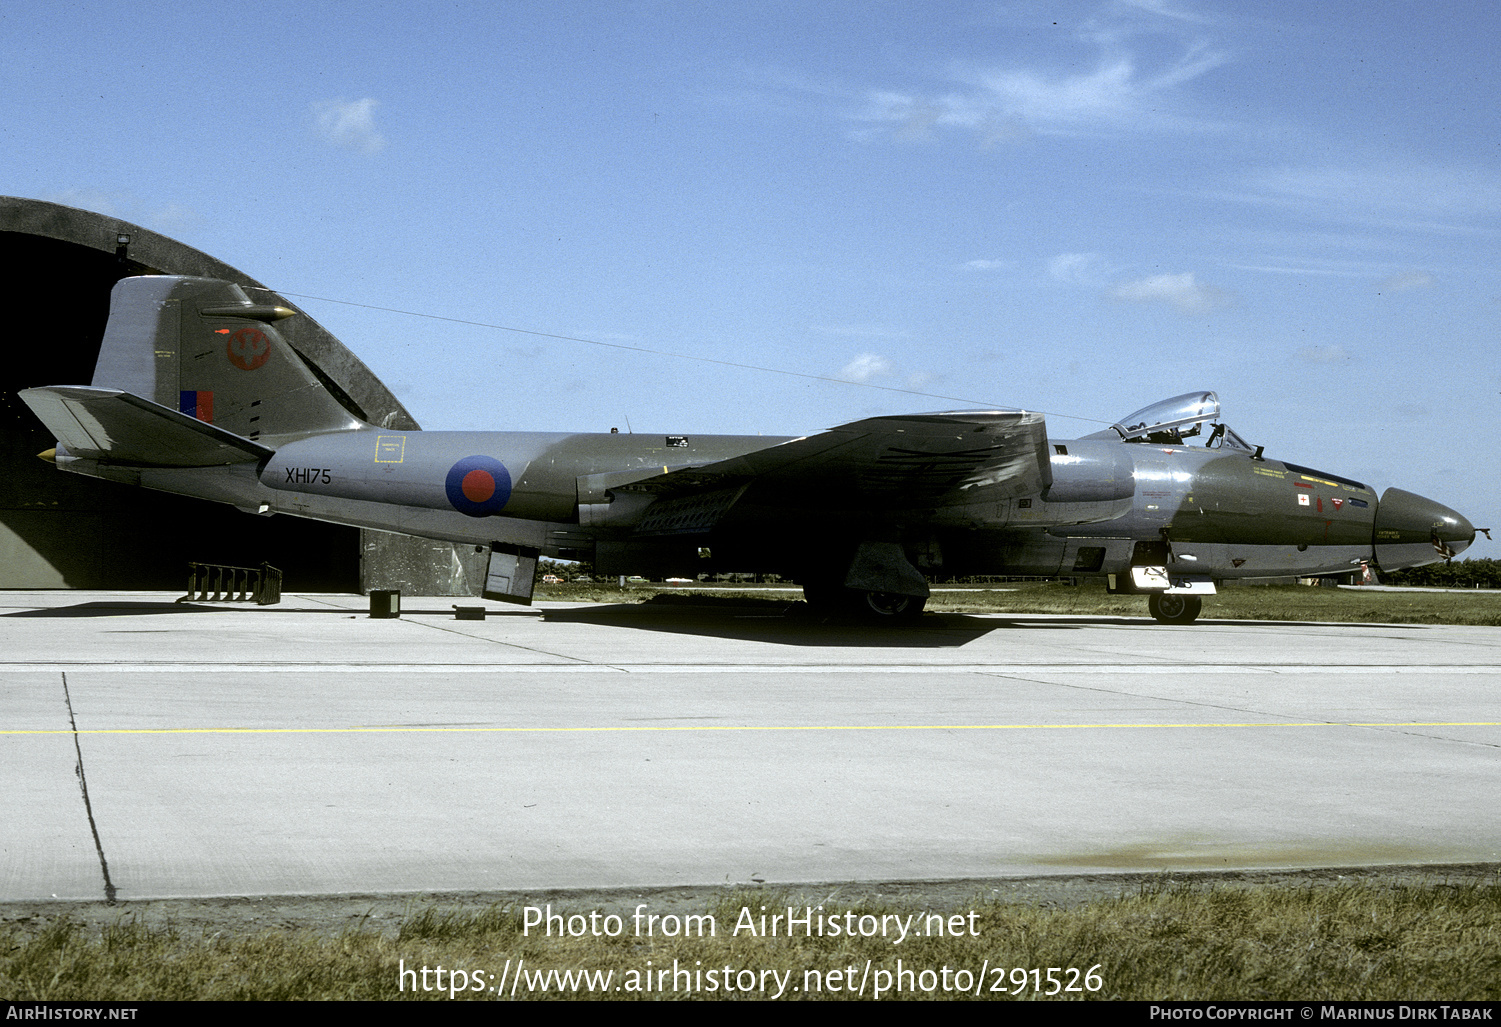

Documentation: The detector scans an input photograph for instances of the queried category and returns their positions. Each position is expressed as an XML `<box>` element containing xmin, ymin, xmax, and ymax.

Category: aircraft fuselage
<box><xmin>61</xmin><ymin>423</ymin><xmax>1467</xmax><ymax>589</ymax></box>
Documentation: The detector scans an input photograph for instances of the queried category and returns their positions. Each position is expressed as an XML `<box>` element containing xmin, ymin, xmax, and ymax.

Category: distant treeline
<box><xmin>1382</xmin><ymin>558</ymin><xmax>1501</xmax><ymax>589</ymax></box>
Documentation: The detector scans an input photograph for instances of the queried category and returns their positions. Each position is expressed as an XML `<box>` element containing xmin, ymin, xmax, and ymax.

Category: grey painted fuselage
<box><xmin>70</xmin><ymin>421</ymin><xmax>1464</xmax><ymax>585</ymax></box>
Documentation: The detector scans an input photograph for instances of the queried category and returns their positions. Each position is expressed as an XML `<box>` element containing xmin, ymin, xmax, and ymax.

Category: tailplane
<box><xmin>20</xmin><ymin>386</ymin><xmax>274</xmax><ymax>466</ymax></box>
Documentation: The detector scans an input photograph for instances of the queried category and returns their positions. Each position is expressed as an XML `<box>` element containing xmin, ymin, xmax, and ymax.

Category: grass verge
<box><xmin>4</xmin><ymin>879</ymin><xmax>1498</xmax><ymax>1000</ymax></box>
<box><xmin>537</xmin><ymin>581</ymin><xmax>1501</xmax><ymax>626</ymax></box>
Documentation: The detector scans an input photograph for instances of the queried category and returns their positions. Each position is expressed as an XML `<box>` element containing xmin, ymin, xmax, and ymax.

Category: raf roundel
<box><xmin>444</xmin><ymin>455</ymin><xmax>512</xmax><ymax>517</ymax></box>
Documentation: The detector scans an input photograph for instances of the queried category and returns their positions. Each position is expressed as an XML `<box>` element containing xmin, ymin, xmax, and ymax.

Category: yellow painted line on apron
<box><xmin>5</xmin><ymin>721</ymin><xmax>1498</xmax><ymax>736</ymax></box>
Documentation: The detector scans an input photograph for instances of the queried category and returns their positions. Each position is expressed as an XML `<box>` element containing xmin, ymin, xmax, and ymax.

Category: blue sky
<box><xmin>5</xmin><ymin>0</ymin><xmax>1497</xmax><ymax>556</ymax></box>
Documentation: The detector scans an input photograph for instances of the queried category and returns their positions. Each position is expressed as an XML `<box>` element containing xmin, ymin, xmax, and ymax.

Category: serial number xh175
<box><xmin>21</xmin><ymin>276</ymin><xmax>1476</xmax><ymax>623</ymax></box>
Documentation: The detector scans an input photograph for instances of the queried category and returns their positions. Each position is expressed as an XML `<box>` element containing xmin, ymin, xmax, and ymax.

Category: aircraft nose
<box><xmin>1374</xmin><ymin>487</ymin><xmax>1474</xmax><ymax>566</ymax></box>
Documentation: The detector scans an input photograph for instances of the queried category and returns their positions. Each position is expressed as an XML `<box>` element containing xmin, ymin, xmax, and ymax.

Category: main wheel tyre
<box><xmin>1148</xmin><ymin>593</ymin><xmax>1202</xmax><ymax>624</ymax></box>
<box><xmin>857</xmin><ymin>591</ymin><xmax>926</xmax><ymax>622</ymax></box>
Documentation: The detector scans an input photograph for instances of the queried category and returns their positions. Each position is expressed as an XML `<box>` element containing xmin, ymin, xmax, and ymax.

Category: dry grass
<box><xmin>929</xmin><ymin>582</ymin><xmax>1501</xmax><ymax>626</ymax></box>
<box><xmin>5</xmin><ymin>880</ymin><xmax>1498</xmax><ymax>1000</ymax></box>
<box><xmin>536</xmin><ymin>581</ymin><xmax>1501</xmax><ymax>626</ymax></box>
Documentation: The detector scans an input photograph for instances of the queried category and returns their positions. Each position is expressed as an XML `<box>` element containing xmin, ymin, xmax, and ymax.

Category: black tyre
<box><xmin>1148</xmin><ymin>592</ymin><xmax>1202</xmax><ymax>624</ymax></box>
<box><xmin>856</xmin><ymin>591</ymin><xmax>926</xmax><ymax>622</ymax></box>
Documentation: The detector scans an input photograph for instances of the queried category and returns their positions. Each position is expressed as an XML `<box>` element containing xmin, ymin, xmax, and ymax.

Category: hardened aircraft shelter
<box><xmin>0</xmin><ymin>196</ymin><xmax>478</xmax><ymax>594</ymax></box>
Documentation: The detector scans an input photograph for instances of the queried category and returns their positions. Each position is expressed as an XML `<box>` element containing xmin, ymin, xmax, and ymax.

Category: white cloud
<box><xmin>1049</xmin><ymin>252</ymin><xmax>1108</xmax><ymax>284</ymax></box>
<box><xmin>312</xmin><ymin>98</ymin><xmax>386</xmax><ymax>154</ymax></box>
<box><xmin>859</xmin><ymin>52</ymin><xmax>1224</xmax><ymax>141</ymax></box>
<box><xmin>963</xmin><ymin>258</ymin><xmax>1016</xmax><ymax>271</ymax></box>
<box><xmin>1379</xmin><ymin>271</ymin><xmax>1435</xmax><ymax>292</ymax></box>
<box><xmin>1217</xmin><ymin>160</ymin><xmax>1501</xmax><ymax>231</ymax></box>
<box><xmin>1050</xmin><ymin>255</ymin><xmax>1230</xmax><ymax>313</ymax></box>
<box><xmin>1114</xmin><ymin>0</ymin><xmax>1217</xmax><ymax>26</ymax></box>
<box><xmin>1111</xmin><ymin>271</ymin><xmax>1232</xmax><ymax>313</ymax></box>
<box><xmin>970</xmin><ymin>60</ymin><xmax>1138</xmax><ymax>128</ymax></box>
<box><xmin>1221</xmin><ymin>261</ymin><xmax>1365</xmax><ymax>278</ymax></box>
<box><xmin>839</xmin><ymin>352</ymin><xmax>892</xmax><ymax>382</ymax></box>
<box><xmin>849</xmin><ymin>6</ymin><xmax>1227</xmax><ymax>145</ymax></box>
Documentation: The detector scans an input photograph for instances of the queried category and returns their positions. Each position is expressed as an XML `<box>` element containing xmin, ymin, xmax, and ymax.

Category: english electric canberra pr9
<box><xmin>21</xmin><ymin>276</ymin><xmax>1475</xmax><ymax>622</ymax></box>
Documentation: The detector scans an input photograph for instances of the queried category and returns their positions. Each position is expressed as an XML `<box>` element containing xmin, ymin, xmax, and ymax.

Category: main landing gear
<box><xmin>856</xmin><ymin>591</ymin><xmax>926</xmax><ymax>622</ymax></box>
<box><xmin>802</xmin><ymin>582</ymin><xmax>927</xmax><ymax>623</ymax></box>
<box><xmin>1148</xmin><ymin>592</ymin><xmax>1202</xmax><ymax>624</ymax></box>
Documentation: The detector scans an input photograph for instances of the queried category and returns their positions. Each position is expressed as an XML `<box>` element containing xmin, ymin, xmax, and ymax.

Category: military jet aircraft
<box><xmin>20</xmin><ymin>275</ymin><xmax>1476</xmax><ymax>623</ymax></box>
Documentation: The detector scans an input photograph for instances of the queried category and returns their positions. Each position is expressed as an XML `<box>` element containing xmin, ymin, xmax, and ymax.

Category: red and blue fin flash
<box><xmin>179</xmin><ymin>390</ymin><xmax>213</xmax><ymax>423</ymax></box>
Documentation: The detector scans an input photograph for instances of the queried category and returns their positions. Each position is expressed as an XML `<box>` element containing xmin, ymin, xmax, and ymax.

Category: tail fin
<box><xmin>90</xmin><ymin>276</ymin><xmax>366</xmax><ymax>443</ymax></box>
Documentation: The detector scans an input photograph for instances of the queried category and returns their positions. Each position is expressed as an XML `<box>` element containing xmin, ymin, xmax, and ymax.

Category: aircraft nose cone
<box><xmin>1374</xmin><ymin>487</ymin><xmax>1474</xmax><ymax>566</ymax></box>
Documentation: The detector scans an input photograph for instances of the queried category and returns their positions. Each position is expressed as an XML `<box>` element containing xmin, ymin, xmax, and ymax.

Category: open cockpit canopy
<box><xmin>1089</xmin><ymin>391</ymin><xmax>1256</xmax><ymax>451</ymax></box>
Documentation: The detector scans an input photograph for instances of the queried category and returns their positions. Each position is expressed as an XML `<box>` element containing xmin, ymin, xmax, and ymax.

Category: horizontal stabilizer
<box><xmin>19</xmin><ymin>386</ymin><xmax>274</xmax><ymax>466</ymax></box>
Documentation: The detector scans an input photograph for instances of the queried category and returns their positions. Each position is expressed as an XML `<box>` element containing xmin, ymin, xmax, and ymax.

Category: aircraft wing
<box><xmin>19</xmin><ymin>386</ymin><xmax>275</xmax><ymax>466</ymax></box>
<box><xmin>618</xmin><ymin>410</ymin><xmax>1050</xmax><ymax>508</ymax></box>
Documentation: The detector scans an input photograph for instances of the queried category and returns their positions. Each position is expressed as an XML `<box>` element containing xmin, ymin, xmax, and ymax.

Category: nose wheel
<box><xmin>1148</xmin><ymin>593</ymin><xmax>1202</xmax><ymax>624</ymax></box>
